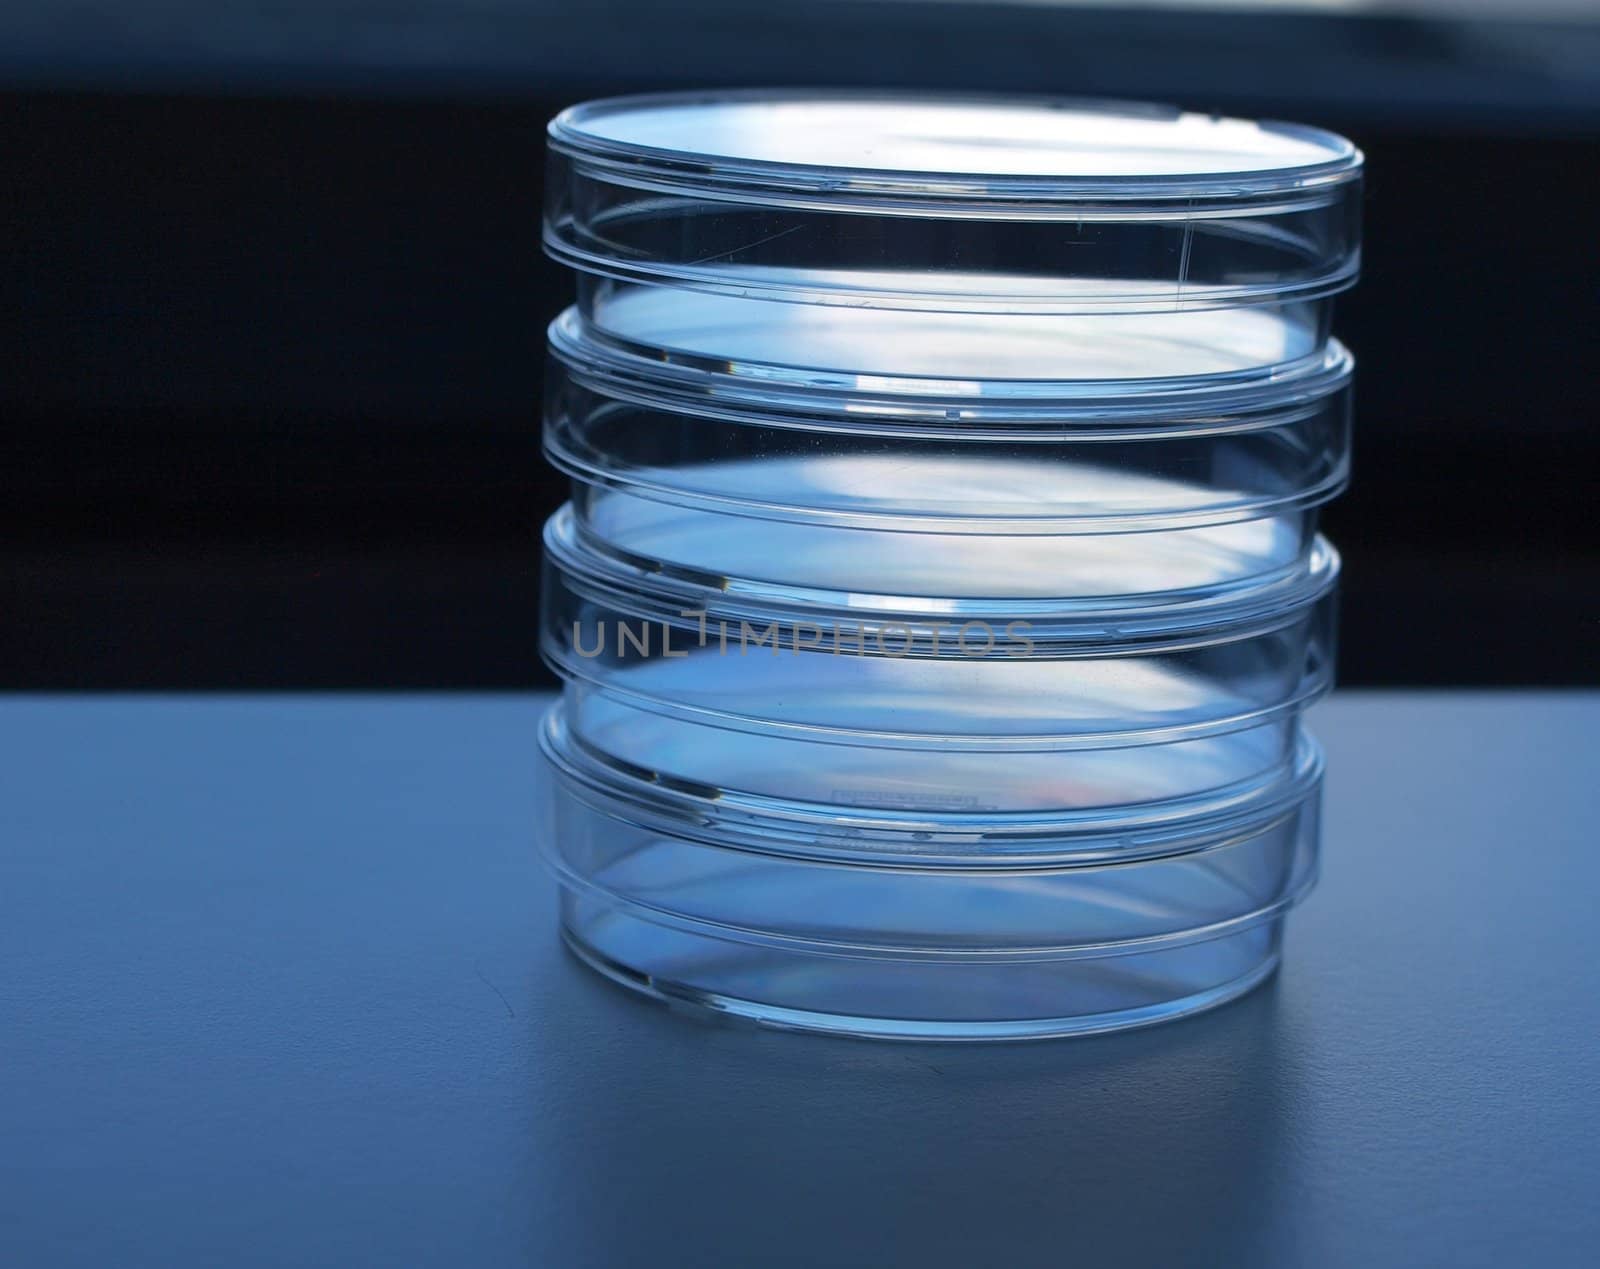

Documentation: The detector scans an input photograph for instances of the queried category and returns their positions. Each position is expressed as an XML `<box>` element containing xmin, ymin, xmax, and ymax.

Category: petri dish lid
<box><xmin>550</xmin><ymin>306</ymin><xmax>1355</xmax><ymax>427</ymax></box>
<box><xmin>545</xmin><ymin>91</ymin><xmax>1362</xmax><ymax>312</ymax></box>
<box><xmin>542</xmin><ymin>704</ymin><xmax>1326</xmax><ymax>866</ymax></box>
<box><xmin>545</xmin><ymin>503</ymin><xmax>1339</xmax><ymax>650</ymax></box>
<box><xmin>548</xmin><ymin>90</ymin><xmax>1361</xmax><ymax>204</ymax></box>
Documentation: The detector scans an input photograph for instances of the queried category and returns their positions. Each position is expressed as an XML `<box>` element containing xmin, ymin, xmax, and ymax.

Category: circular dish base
<box><xmin>561</xmin><ymin>914</ymin><xmax>1283</xmax><ymax>1044</ymax></box>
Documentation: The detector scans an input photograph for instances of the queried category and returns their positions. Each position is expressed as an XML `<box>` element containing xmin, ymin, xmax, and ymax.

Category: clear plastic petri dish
<box><xmin>547</xmin><ymin>311</ymin><xmax>1352</xmax><ymax>603</ymax></box>
<box><xmin>537</xmin><ymin>89</ymin><xmax>1355</xmax><ymax>1039</ymax></box>
<box><xmin>546</xmin><ymin>91</ymin><xmax>1361</xmax><ymax>378</ymax></box>
<box><xmin>541</xmin><ymin>704</ymin><xmax>1323</xmax><ymax>1040</ymax></box>
<box><xmin>555</xmin><ymin>681</ymin><xmax>1311</xmax><ymax>830</ymax></box>
<box><xmin>540</xmin><ymin>505</ymin><xmax>1337</xmax><ymax>815</ymax></box>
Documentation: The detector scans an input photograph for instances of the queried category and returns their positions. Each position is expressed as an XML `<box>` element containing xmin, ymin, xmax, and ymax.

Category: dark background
<box><xmin>4</xmin><ymin>2</ymin><xmax>1597</xmax><ymax>689</ymax></box>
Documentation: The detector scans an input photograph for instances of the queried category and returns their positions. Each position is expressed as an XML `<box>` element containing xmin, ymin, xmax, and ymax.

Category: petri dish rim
<box><xmin>549</xmin><ymin>307</ymin><xmax>1356</xmax><ymax>421</ymax></box>
<box><xmin>540</xmin><ymin>701</ymin><xmax>1327</xmax><ymax>867</ymax></box>
<box><xmin>543</xmin><ymin>503</ymin><xmax>1341</xmax><ymax>645</ymax></box>
<box><xmin>548</xmin><ymin>89</ymin><xmax>1364</xmax><ymax>205</ymax></box>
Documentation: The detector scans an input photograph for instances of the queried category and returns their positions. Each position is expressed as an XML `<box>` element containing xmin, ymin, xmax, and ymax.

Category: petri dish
<box><xmin>546</xmin><ymin>92</ymin><xmax>1362</xmax><ymax>375</ymax></box>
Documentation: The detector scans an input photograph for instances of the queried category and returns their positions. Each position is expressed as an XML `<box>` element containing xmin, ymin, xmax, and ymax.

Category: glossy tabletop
<box><xmin>3</xmin><ymin>692</ymin><xmax>1597</xmax><ymax>1268</ymax></box>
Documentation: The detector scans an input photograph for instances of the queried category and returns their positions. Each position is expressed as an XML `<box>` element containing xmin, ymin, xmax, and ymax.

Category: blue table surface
<box><xmin>3</xmin><ymin>692</ymin><xmax>1597</xmax><ymax>1268</ymax></box>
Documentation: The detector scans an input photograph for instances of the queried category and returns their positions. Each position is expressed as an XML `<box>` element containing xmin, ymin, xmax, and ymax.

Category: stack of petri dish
<box><xmin>538</xmin><ymin>92</ymin><xmax>1362</xmax><ymax>1039</ymax></box>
